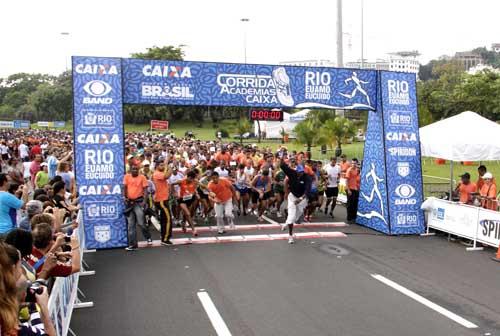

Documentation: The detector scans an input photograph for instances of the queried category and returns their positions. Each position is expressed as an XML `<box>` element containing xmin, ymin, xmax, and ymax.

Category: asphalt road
<box><xmin>70</xmin><ymin>207</ymin><xmax>500</xmax><ymax>336</ymax></box>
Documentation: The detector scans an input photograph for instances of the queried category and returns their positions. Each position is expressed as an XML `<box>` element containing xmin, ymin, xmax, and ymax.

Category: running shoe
<box><xmin>147</xmin><ymin>238</ymin><xmax>153</xmax><ymax>245</ymax></box>
<box><xmin>161</xmin><ymin>240</ymin><xmax>173</xmax><ymax>246</ymax></box>
<box><xmin>281</xmin><ymin>223</ymin><xmax>288</xmax><ymax>231</ymax></box>
<box><xmin>288</xmin><ymin>236</ymin><xmax>295</xmax><ymax>244</ymax></box>
<box><xmin>276</xmin><ymin>211</ymin><xmax>282</xmax><ymax>218</ymax></box>
<box><xmin>125</xmin><ymin>246</ymin><xmax>138</xmax><ymax>251</ymax></box>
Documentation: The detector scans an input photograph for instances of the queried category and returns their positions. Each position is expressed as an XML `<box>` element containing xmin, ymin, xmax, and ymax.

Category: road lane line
<box><xmin>371</xmin><ymin>274</ymin><xmax>478</xmax><ymax>329</ymax></box>
<box><xmin>197</xmin><ymin>291</ymin><xmax>232</xmax><ymax>336</ymax></box>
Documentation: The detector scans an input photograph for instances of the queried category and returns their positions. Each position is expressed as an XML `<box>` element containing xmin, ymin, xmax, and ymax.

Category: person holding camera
<box><xmin>123</xmin><ymin>165</ymin><xmax>152</xmax><ymax>251</ymax></box>
<box><xmin>26</xmin><ymin>223</ymin><xmax>80</xmax><ymax>278</ymax></box>
<box><xmin>0</xmin><ymin>173</ymin><xmax>30</xmax><ymax>235</ymax></box>
<box><xmin>0</xmin><ymin>242</ymin><xmax>56</xmax><ymax>336</ymax></box>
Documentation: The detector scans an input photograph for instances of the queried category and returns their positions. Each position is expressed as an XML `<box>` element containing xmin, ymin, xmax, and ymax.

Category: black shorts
<box><xmin>308</xmin><ymin>192</ymin><xmax>319</xmax><ymax>203</ymax></box>
<box><xmin>252</xmin><ymin>190</ymin><xmax>273</xmax><ymax>203</ymax></box>
<box><xmin>197</xmin><ymin>188</ymin><xmax>209</xmax><ymax>200</ymax></box>
<box><xmin>325</xmin><ymin>187</ymin><xmax>339</xmax><ymax>198</ymax></box>
<box><xmin>178</xmin><ymin>197</ymin><xmax>195</xmax><ymax>207</ymax></box>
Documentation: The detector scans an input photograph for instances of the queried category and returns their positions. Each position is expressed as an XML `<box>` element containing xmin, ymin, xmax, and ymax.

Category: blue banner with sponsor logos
<box><xmin>357</xmin><ymin>75</ymin><xmax>391</xmax><ymax>234</ymax></box>
<box><xmin>122</xmin><ymin>59</ymin><xmax>377</xmax><ymax>110</ymax></box>
<box><xmin>72</xmin><ymin>56</ymin><xmax>127</xmax><ymax>249</ymax></box>
<box><xmin>357</xmin><ymin>72</ymin><xmax>424</xmax><ymax>234</ymax></box>
<box><xmin>381</xmin><ymin>71</ymin><xmax>425</xmax><ymax>234</ymax></box>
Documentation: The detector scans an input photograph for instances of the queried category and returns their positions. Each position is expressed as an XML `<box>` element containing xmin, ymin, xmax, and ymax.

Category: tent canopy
<box><xmin>420</xmin><ymin>111</ymin><xmax>500</xmax><ymax>161</ymax></box>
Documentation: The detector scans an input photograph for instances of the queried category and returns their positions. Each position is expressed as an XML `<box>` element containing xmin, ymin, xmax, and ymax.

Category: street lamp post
<box><xmin>360</xmin><ymin>0</ymin><xmax>364</xmax><ymax>69</ymax></box>
<box><xmin>240</xmin><ymin>18</ymin><xmax>249</xmax><ymax>63</ymax></box>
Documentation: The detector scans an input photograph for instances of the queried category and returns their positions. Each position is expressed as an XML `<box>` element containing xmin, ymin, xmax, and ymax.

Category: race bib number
<box><xmin>183</xmin><ymin>194</ymin><xmax>193</xmax><ymax>201</ymax></box>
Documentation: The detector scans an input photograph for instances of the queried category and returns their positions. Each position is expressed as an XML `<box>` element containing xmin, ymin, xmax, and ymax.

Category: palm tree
<box><xmin>320</xmin><ymin>117</ymin><xmax>356</xmax><ymax>157</ymax></box>
<box><xmin>294</xmin><ymin>118</ymin><xmax>322</xmax><ymax>158</ymax></box>
<box><xmin>235</xmin><ymin>117</ymin><xmax>252</xmax><ymax>145</ymax></box>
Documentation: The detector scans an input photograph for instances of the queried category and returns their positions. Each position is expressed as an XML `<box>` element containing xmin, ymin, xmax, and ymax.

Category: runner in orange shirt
<box><xmin>345</xmin><ymin>158</ymin><xmax>361</xmax><ymax>223</ymax></box>
<box><xmin>208</xmin><ymin>172</ymin><xmax>236</xmax><ymax>234</ymax></box>
<box><xmin>171</xmin><ymin>170</ymin><xmax>199</xmax><ymax>236</ymax></box>
<box><xmin>152</xmin><ymin>158</ymin><xmax>173</xmax><ymax>245</ymax></box>
<box><xmin>454</xmin><ymin>173</ymin><xmax>477</xmax><ymax>205</ymax></box>
<box><xmin>339</xmin><ymin>154</ymin><xmax>351</xmax><ymax>178</ymax></box>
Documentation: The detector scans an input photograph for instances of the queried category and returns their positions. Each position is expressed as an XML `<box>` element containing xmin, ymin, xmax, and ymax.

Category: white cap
<box><xmin>483</xmin><ymin>172</ymin><xmax>493</xmax><ymax>179</ymax></box>
<box><xmin>142</xmin><ymin>160</ymin><xmax>150</xmax><ymax>166</ymax></box>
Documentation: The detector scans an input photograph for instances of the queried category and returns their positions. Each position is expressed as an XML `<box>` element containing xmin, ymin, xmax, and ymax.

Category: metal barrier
<box><xmin>47</xmin><ymin>211</ymin><xmax>94</xmax><ymax>336</ymax></box>
<box><xmin>422</xmin><ymin>197</ymin><xmax>500</xmax><ymax>251</ymax></box>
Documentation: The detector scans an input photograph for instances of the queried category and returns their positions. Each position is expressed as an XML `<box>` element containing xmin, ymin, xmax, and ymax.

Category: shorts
<box><xmin>197</xmin><ymin>187</ymin><xmax>209</xmax><ymax>200</ymax></box>
<box><xmin>252</xmin><ymin>190</ymin><xmax>273</xmax><ymax>203</ymax></box>
<box><xmin>325</xmin><ymin>187</ymin><xmax>339</xmax><ymax>198</ymax></box>
<box><xmin>234</xmin><ymin>185</ymin><xmax>250</xmax><ymax>194</ymax></box>
<box><xmin>178</xmin><ymin>197</ymin><xmax>195</xmax><ymax>207</ymax></box>
<box><xmin>308</xmin><ymin>191</ymin><xmax>319</xmax><ymax>203</ymax></box>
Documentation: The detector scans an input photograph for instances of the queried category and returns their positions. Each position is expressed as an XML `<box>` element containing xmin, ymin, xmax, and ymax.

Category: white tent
<box><xmin>420</xmin><ymin>111</ymin><xmax>500</xmax><ymax>161</ymax></box>
<box><xmin>254</xmin><ymin>109</ymin><xmax>311</xmax><ymax>139</ymax></box>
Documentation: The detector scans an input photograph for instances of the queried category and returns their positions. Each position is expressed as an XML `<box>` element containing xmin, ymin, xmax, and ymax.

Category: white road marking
<box><xmin>197</xmin><ymin>291</ymin><xmax>232</xmax><ymax>336</ymax></box>
<box><xmin>371</xmin><ymin>274</ymin><xmax>478</xmax><ymax>329</ymax></box>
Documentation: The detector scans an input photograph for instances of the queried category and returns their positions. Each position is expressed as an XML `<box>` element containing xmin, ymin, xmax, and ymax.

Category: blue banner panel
<box><xmin>72</xmin><ymin>56</ymin><xmax>127</xmax><ymax>249</ymax></box>
<box><xmin>13</xmin><ymin>120</ymin><xmax>30</xmax><ymax>129</ymax></box>
<box><xmin>357</xmin><ymin>77</ymin><xmax>391</xmax><ymax>234</ymax></box>
<box><xmin>380</xmin><ymin>71</ymin><xmax>425</xmax><ymax>234</ymax></box>
<box><xmin>122</xmin><ymin>59</ymin><xmax>377</xmax><ymax>110</ymax></box>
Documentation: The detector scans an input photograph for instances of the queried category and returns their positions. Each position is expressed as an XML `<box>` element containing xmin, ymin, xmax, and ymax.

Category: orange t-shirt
<box><xmin>236</xmin><ymin>153</ymin><xmax>246</xmax><ymax>164</ymax></box>
<box><xmin>179</xmin><ymin>179</ymin><xmax>197</xmax><ymax>199</ymax></box>
<box><xmin>340</xmin><ymin>161</ymin><xmax>351</xmax><ymax>174</ymax></box>
<box><xmin>477</xmin><ymin>176</ymin><xmax>496</xmax><ymax>191</ymax></box>
<box><xmin>480</xmin><ymin>183</ymin><xmax>497</xmax><ymax>210</ymax></box>
<box><xmin>458</xmin><ymin>182</ymin><xmax>477</xmax><ymax>204</ymax></box>
<box><xmin>215</xmin><ymin>152</ymin><xmax>231</xmax><ymax>163</ymax></box>
<box><xmin>345</xmin><ymin>167</ymin><xmax>360</xmax><ymax>190</ymax></box>
<box><xmin>304</xmin><ymin>165</ymin><xmax>314</xmax><ymax>176</ymax></box>
<box><xmin>124</xmin><ymin>174</ymin><xmax>148</xmax><ymax>200</ymax></box>
<box><xmin>208</xmin><ymin>178</ymin><xmax>233</xmax><ymax>203</ymax></box>
<box><xmin>152</xmin><ymin>170</ymin><xmax>169</xmax><ymax>202</ymax></box>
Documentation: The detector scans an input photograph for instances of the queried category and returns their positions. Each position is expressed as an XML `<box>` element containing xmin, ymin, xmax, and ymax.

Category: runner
<box><xmin>234</xmin><ymin>164</ymin><xmax>251</xmax><ymax>216</ymax></box>
<box><xmin>152</xmin><ymin>157</ymin><xmax>173</xmax><ymax>245</ymax></box>
<box><xmin>171</xmin><ymin>170</ymin><xmax>199</xmax><ymax>236</ymax></box>
<box><xmin>324</xmin><ymin>157</ymin><xmax>341</xmax><ymax>217</ymax></box>
<box><xmin>277</xmin><ymin>159</ymin><xmax>312</xmax><ymax>244</ymax></box>
<box><xmin>208</xmin><ymin>172</ymin><xmax>236</xmax><ymax>234</ymax></box>
<box><xmin>251</xmin><ymin>168</ymin><xmax>272</xmax><ymax>222</ymax></box>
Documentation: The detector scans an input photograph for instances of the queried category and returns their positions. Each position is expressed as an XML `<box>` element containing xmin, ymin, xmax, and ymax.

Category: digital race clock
<box><xmin>249</xmin><ymin>109</ymin><xmax>284</xmax><ymax>122</ymax></box>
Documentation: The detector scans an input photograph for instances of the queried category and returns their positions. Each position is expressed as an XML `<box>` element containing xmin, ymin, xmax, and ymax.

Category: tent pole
<box><xmin>450</xmin><ymin>160</ymin><xmax>454</xmax><ymax>201</ymax></box>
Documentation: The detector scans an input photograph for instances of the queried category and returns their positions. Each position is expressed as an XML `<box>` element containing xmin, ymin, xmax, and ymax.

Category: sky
<box><xmin>1</xmin><ymin>0</ymin><xmax>499</xmax><ymax>77</ymax></box>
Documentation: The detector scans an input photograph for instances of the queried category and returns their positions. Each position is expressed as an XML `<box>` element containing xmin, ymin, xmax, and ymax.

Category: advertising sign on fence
<box><xmin>72</xmin><ymin>56</ymin><xmax>127</xmax><ymax>249</ymax></box>
<box><xmin>150</xmin><ymin>119</ymin><xmax>169</xmax><ymax>130</ymax></box>
<box><xmin>122</xmin><ymin>59</ymin><xmax>378</xmax><ymax>110</ymax></box>
<box><xmin>477</xmin><ymin>208</ymin><xmax>500</xmax><ymax>247</ymax></box>
<box><xmin>0</xmin><ymin>121</ymin><xmax>14</xmax><ymax>128</ymax></box>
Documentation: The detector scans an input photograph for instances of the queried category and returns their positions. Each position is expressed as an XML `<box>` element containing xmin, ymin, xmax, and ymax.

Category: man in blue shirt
<box><xmin>0</xmin><ymin>173</ymin><xmax>29</xmax><ymax>234</ymax></box>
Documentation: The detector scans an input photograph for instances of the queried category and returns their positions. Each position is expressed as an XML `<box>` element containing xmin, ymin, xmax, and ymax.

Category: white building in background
<box><xmin>387</xmin><ymin>51</ymin><xmax>420</xmax><ymax>74</ymax></box>
<box><xmin>345</xmin><ymin>51</ymin><xmax>420</xmax><ymax>76</ymax></box>
<box><xmin>468</xmin><ymin>64</ymin><xmax>500</xmax><ymax>75</ymax></box>
<box><xmin>492</xmin><ymin>43</ymin><xmax>500</xmax><ymax>53</ymax></box>
<box><xmin>345</xmin><ymin>59</ymin><xmax>390</xmax><ymax>71</ymax></box>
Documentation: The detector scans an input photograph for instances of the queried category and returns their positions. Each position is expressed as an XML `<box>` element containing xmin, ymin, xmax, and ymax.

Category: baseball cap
<box><xmin>296</xmin><ymin>165</ymin><xmax>305</xmax><ymax>173</ymax></box>
<box><xmin>141</xmin><ymin>160</ymin><xmax>150</xmax><ymax>166</ymax></box>
<box><xmin>483</xmin><ymin>172</ymin><xmax>493</xmax><ymax>179</ymax></box>
<box><xmin>127</xmin><ymin>154</ymin><xmax>134</xmax><ymax>160</ymax></box>
<box><xmin>40</xmin><ymin>162</ymin><xmax>48</xmax><ymax>167</ymax></box>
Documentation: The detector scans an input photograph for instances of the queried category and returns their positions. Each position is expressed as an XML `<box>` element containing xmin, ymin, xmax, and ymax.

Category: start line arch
<box><xmin>72</xmin><ymin>56</ymin><xmax>424</xmax><ymax>249</ymax></box>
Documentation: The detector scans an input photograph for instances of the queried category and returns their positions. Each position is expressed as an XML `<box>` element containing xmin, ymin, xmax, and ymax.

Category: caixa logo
<box><xmin>75</xmin><ymin>64</ymin><xmax>118</xmax><ymax>75</ymax></box>
<box><xmin>79</xmin><ymin>184</ymin><xmax>121</xmax><ymax>196</ymax></box>
<box><xmin>394</xmin><ymin>184</ymin><xmax>416</xmax><ymax>205</ymax></box>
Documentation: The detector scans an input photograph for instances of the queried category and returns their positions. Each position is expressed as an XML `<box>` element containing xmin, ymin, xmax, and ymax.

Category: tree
<box><xmin>131</xmin><ymin>45</ymin><xmax>184</xmax><ymax>60</ymax></box>
<box><xmin>235</xmin><ymin>117</ymin><xmax>252</xmax><ymax>144</ymax></box>
<box><xmin>294</xmin><ymin>118</ymin><xmax>322</xmax><ymax>158</ymax></box>
<box><xmin>320</xmin><ymin>117</ymin><xmax>356</xmax><ymax>156</ymax></box>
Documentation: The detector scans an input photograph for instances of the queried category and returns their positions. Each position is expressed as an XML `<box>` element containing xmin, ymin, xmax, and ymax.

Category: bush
<box><xmin>215</xmin><ymin>129</ymin><xmax>229</xmax><ymax>138</ymax></box>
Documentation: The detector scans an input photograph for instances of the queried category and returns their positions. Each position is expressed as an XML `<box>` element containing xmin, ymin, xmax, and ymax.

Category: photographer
<box><xmin>0</xmin><ymin>242</ymin><xmax>56</xmax><ymax>336</ymax></box>
<box><xmin>27</xmin><ymin>223</ymin><xmax>80</xmax><ymax>278</ymax></box>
